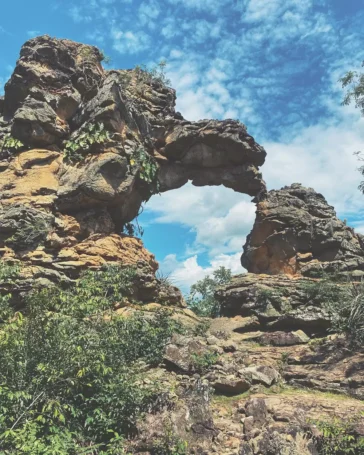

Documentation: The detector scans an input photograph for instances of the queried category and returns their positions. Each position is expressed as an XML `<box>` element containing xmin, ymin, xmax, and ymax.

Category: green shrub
<box><xmin>64</xmin><ymin>123</ymin><xmax>112</xmax><ymax>163</ymax></box>
<box><xmin>313</xmin><ymin>417</ymin><xmax>364</xmax><ymax>455</ymax></box>
<box><xmin>187</xmin><ymin>267</ymin><xmax>232</xmax><ymax>318</ymax></box>
<box><xmin>0</xmin><ymin>264</ymin><xmax>177</xmax><ymax>454</ymax></box>
<box><xmin>321</xmin><ymin>280</ymin><xmax>364</xmax><ymax>347</ymax></box>
<box><xmin>134</xmin><ymin>61</ymin><xmax>171</xmax><ymax>93</ymax></box>
<box><xmin>153</xmin><ymin>423</ymin><xmax>188</xmax><ymax>455</ymax></box>
<box><xmin>0</xmin><ymin>261</ymin><xmax>20</xmax><ymax>321</ymax></box>
<box><xmin>0</xmin><ymin>134</ymin><xmax>24</xmax><ymax>155</ymax></box>
<box><xmin>129</xmin><ymin>146</ymin><xmax>160</xmax><ymax>200</ymax></box>
<box><xmin>191</xmin><ymin>351</ymin><xmax>219</xmax><ymax>373</ymax></box>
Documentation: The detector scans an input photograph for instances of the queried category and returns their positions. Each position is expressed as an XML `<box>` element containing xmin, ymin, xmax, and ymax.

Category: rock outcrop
<box><xmin>2</xmin><ymin>36</ymin><xmax>364</xmax><ymax>455</ymax></box>
<box><xmin>0</xmin><ymin>35</ymin><xmax>267</xmax><ymax>305</ymax></box>
<box><xmin>217</xmin><ymin>273</ymin><xmax>332</xmax><ymax>335</ymax></box>
<box><xmin>242</xmin><ymin>183</ymin><xmax>364</xmax><ymax>277</ymax></box>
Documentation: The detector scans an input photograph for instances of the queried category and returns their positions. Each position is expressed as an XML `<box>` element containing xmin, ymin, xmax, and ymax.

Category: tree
<box><xmin>340</xmin><ymin>65</ymin><xmax>364</xmax><ymax>114</ymax></box>
<box><xmin>340</xmin><ymin>64</ymin><xmax>364</xmax><ymax>193</ymax></box>
<box><xmin>187</xmin><ymin>266</ymin><xmax>232</xmax><ymax>318</ymax></box>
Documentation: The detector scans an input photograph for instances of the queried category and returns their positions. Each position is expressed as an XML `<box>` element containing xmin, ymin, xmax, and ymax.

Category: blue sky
<box><xmin>1</xmin><ymin>0</ymin><xmax>364</xmax><ymax>292</ymax></box>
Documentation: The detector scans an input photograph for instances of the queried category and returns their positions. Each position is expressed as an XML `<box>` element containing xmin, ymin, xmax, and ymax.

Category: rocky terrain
<box><xmin>1</xmin><ymin>36</ymin><xmax>364</xmax><ymax>455</ymax></box>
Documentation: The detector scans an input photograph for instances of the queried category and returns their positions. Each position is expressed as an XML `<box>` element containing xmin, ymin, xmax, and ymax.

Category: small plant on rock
<box><xmin>63</xmin><ymin>122</ymin><xmax>112</xmax><ymax>163</ymax></box>
<box><xmin>191</xmin><ymin>351</ymin><xmax>219</xmax><ymax>373</ymax></box>
<box><xmin>313</xmin><ymin>416</ymin><xmax>364</xmax><ymax>455</ymax></box>
<box><xmin>129</xmin><ymin>146</ymin><xmax>160</xmax><ymax>199</ymax></box>
<box><xmin>134</xmin><ymin>60</ymin><xmax>171</xmax><ymax>97</ymax></box>
<box><xmin>0</xmin><ymin>134</ymin><xmax>24</xmax><ymax>156</ymax></box>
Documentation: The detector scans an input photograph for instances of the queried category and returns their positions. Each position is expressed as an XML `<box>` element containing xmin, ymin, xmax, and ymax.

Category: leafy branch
<box><xmin>129</xmin><ymin>146</ymin><xmax>160</xmax><ymax>199</ymax></box>
<box><xmin>0</xmin><ymin>134</ymin><xmax>24</xmax><ymax>156</ymax></box>
<box><xmin>63</xmin><ymin>122</ymin><xmax>112</xmax><ymax>163</ymax></box>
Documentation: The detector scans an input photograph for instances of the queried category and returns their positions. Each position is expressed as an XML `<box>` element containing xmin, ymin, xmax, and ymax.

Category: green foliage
<box><xmin>340</xmin><ymin>65</ymin><xmax>364</xmax><ymax>114</ymax></box>
<box><xmin>0</xmin><ymin>134</ymin><xmax>24</xmax><ymax>155</ymax></box>
<box><xmin>191</xmin><ymin>351</ymin><xmax>219</xmax><ymax>373</ymax></box>
<box><xmin>340</xmin><ymin>65</ymin><xmax>364</xmax><ymax>193</ymax></box>
<box><xmin>129</xmin><ymin>146</ymin><xmax>160</xmax><ymax>200</ymax></box>
<box><xmin>153</xmin><ymin>423</ymin><xmax>188</xmax><ymax>455</ymax></box>
<box><xmin>192</xmin><ymin>319</ymin><xmax>211</xmax><ymax>337</ymax></box>
<box><xmin>100</xmin><ymin>50</ymin><xmax>112</xmax><ymax>65</ymax></box>
<box><xmin>314</xmin><ymin>417</ymin><xmax>364</xmax><ymax>455</ymax></box>
<box><xmin>0</xmin><ymin>261</ymin><xmax>20</xmax><ymax>321</ymax></box>
<box><xmin>302</xmin><ymin>277</ymin><xmax>346</xmax><ymax>305</ymax></box>
<box><xmin>187</xmin><ymin>267</ymin><xmax>232</xmax><ymax>318</ymax></box>
<box><xmin>321</xmin><ymin>280</ymin><xmax>364</xmax><ymax>347</ymax></box>
<box><xmin>302</xmin><ymin>275</ymin><xmax>364</xmax><ymax>346</ymax></box>
<box><xmin>64</xmin><ymin>123</ymin><xmax>112</xmax><ymax>163</ymax></box>
<box><xmin>122</xmin><ymin>219</ymin><xmax>144</xmax><ymax>238</ymax></box>
<box><xmin>0</xmin><ymin>264</ymin><xmax>177</xmax><ymax>454</ymax></box>
<box><xmin>134</xmin><ymin>61</ymin><xmax>171</xmax><ymax>95</ymax></box>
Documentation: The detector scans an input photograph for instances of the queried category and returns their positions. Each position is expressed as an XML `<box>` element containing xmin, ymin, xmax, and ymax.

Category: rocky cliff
<box><xmin>1</xmin><ymin>36</ymin><xmax>364</xmax><ymax>455</ymax></box>
<box><xmin>0</xmin><ymin>35</ymin><xmax>266</xmax><ymax>306</ymax></box>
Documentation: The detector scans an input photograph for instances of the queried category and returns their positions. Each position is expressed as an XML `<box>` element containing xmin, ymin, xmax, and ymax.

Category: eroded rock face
<box><xmin>242</xmin><ymin>183</ymin><xmax>364</xmax><ymax>277</ymax></box>
<box><xmin>2</xmin><ymin>35</ymin><xmax>266</xmax><ymax>217</ymax></box>
<box><xmin>216</xmin><ymin>273</ymin><xmax>331</xmax><ymax>335</ymax></box>
<box><xmin>0</xmin><ymin>35</ymin><xmax>267</xmax><ymax>302</ymax></box>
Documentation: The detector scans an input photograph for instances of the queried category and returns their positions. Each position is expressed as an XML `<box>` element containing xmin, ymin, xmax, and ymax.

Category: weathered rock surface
<box><xmin>216</xmin><ymin>273</ymin><xmax>331</xmax><ymax>335</ymax></box>
<box><xmin>242</xmin><ymin>183</ymin><xmax>364</xmax><ymax>277</ymax></box>
<box><xmin>2</xmin><ymin>36</ymin><xmax>364</xmax><ymax>455</ymax></box>
<box><xmin>0</xmin><ymin>35</ymin><xmax>267</xmax><ymax>305</ymax></box>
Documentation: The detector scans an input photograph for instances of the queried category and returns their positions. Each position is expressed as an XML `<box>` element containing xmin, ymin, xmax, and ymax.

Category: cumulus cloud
<box><xmin>263</xmin><ymin>115</ymin><xmax>364</xmax><ymax>216</ymax></box>
<box><xmin>160</xmin><ymin>252</ymin><xmax>244</xmax><ymax>293</ymax></box>
<box><xmin>111</xmin><ymin>29</ymin><xmax>150</xmax><ymax>54</ymax></box>
<box><xmin>146</xmin><ymin>184</ymin><xmax>256</xmax><ymax>257</ymax></box>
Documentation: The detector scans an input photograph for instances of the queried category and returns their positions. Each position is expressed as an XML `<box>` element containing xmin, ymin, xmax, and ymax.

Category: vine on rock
<box><xmin>129</xmin><ymin>146</ymin><xmax>160</xmax><ymax>200</ymax></box>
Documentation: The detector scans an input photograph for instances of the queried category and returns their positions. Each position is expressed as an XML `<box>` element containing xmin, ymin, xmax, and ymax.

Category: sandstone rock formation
<box><xmin>0</xmin><ymin>35</ymin><xmax>266</xmax><ymax>305</ymax></box>
<box><xmin>216</xmin><ymin>273</ymin><xmax>332</xmax><ymax>334</ymax></box>
<box><xmin>242</xmin><ymin>183</ymin><xmax>364</xmax><ymax>277</ymax></box>
<box><xmin>2</xmin><ymin>36</ymin><xmax>364</xmax><ymax>455</ymax></box>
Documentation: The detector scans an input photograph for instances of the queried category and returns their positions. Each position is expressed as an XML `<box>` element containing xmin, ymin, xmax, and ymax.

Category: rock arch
<box><xmin>0</xmin><ymin>35</ymin><xmax>266</xmax><ymax>303</ymax></box>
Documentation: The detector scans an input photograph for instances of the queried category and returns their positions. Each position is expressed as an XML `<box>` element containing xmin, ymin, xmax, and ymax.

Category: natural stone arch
<box><xmin>0</xmin><ymin>35</ymin><xmax>266</xmax><ymax>306</ymax></box>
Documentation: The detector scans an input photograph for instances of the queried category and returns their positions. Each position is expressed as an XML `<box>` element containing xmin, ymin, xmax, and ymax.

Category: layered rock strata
<box><xmin>0</xmin><ymin>35</ymin><xmax>266</xmax><ymax>303</ymax></box>
<box><xmin>242</xmin><ymin>183</ymin><xmax>364</xmax><ymax>277</ymax></box>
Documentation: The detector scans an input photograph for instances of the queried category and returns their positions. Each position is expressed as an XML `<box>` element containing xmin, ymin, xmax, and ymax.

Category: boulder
<box><xmin>242</xmin><ymin>183</ymin><xmax>364</xmax><ymax>277</ymax></box>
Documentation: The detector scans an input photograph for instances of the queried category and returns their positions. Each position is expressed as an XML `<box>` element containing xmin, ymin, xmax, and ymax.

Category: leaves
<box><xmin>0</xmin><ymin>134</ymin><xmax>24</xmax><ymax>155</ymax></box>
<box><xmin>129</xmin><ymin>147</ymin><xmax>160</xmax><ymax>201</ymax></box>
<box><xmin>63</xmin><ymin>123</ymin><xmax>112</xmax><ymax>163</ymax></box>
<box><xmin>0</xmin><ymin>263</ymin><xmax>177</xmax><ymax>454</ymax></box>
<box><xmin>187</xmin><ymin>266</ymin><xmax>232</xmax><ymax>318</ymax></box>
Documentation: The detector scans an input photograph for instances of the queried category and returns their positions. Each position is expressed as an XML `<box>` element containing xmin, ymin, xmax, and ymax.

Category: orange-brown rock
<box><xmin>242</xmin><ymin>183</ymin><xmax>364</xmax><ymax>277</ymax></box>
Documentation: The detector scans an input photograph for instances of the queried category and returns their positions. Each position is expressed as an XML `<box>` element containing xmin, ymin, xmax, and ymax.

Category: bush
<box><xmin>313</xmin><ymin>417</ymin><xmax>364</xmax><ymax>455</ymax></box>
<box><xmin>308</xmin><ymin>277</ymin><xmax>364</xmax><ymax>347</ymax></box>
<box><xmin>190</xmin><ymin>351</ymin><xmax>219</xmax><ymax>373</ymax></box>
<box><xmin>0</xmin><ymin>264</ymin><xmax>177</xmax><ymax>454</ymax></box>
<box><xmin>63</xmin><ymin>123</ymin><xmax>112</xmax><ymax>163</ymax></box>
<box><xmin>187</xmin><ymin>267</ymin><xmax>232</xmax><ymax>318</ymax></box>
<box><xmin>323</xmin><ymin>282</ymin><xmax>364</xmax><ymax>346</ymax></box>
<box><xmin>0</xmin><ymin>261</ymin><xmax>20</xmax><ymax>321</ymax></box>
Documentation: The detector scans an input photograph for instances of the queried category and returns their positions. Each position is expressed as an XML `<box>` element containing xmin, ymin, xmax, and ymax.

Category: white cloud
<box><xmin>263</xmin><ymin>115</ymin><xmax>364</xmax><ymax>217</ymax></box>
<box><xmin>68</xmin><ymin>6</ymin><xmax>92</xmax><ymax>23</ymax></box>
<box><xmin>138</xmin><ymin>0</ymin><xmax>161</xmax><ymax>27</ymax></box>
<box><xmin>146</xmin><ymin>184</ymin><xmax>256</xmax><ymax>257</ymax></box>
<box><xmin>111</xmin><ymin>29</ymin><xmax>150</xmax><ymax>54</ymax></box>
<box><xmin>160</xmin><ymin>252</ymin><xmax>244</xmax><ymax>293</ymax></box>
<box><xmin>26</xmin><ymin>30</ymin><xmax>40</xmax><ymax>38</ymax></box>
